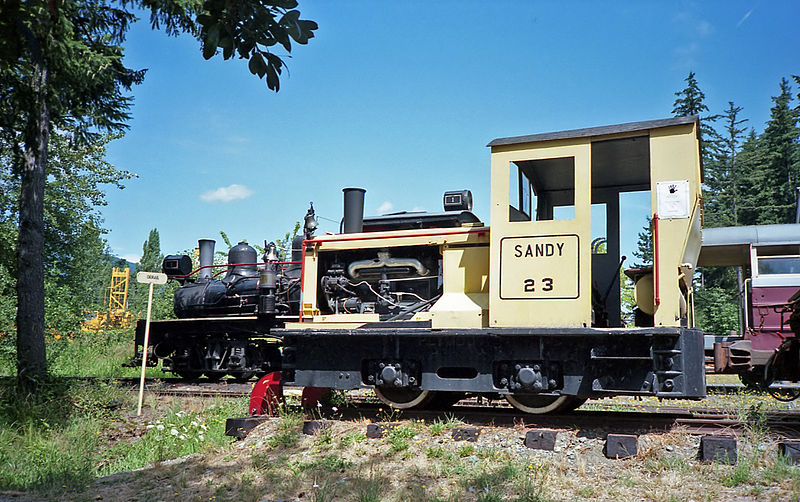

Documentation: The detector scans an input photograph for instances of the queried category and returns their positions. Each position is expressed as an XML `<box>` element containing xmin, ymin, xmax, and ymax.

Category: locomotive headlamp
<box><xmin>443</xmin><ymin>190</ymin><xmax>473</xmax><ymax>212</ymax></box>
<box><xmin>162</xmin><ymin>254</ymin><xmax>192</xmax><ymax>277</ymax></box>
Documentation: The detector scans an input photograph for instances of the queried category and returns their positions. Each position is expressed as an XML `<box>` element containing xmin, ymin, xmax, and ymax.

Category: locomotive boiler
<box><xmin>134</xmin><ymin>116</ymin><xmax>708</xmax><ymax>413</ymax></box>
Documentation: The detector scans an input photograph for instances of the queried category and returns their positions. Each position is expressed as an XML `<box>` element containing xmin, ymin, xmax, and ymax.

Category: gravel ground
<box><xmin>3</xmin><ymin>387</ymin><xmax>800</xmax><ymax>502</ymax></box>
<box><xmin>4</xmin><ymin>410</ymin><xmax>797</xmax><ymax>502</ymax></box>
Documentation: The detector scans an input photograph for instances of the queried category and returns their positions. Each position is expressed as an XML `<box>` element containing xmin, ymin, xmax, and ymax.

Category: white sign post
<box><xmin>136</xmin><ymin>271</ymin><xmax>168</xmax><ymax>416</ymax></box>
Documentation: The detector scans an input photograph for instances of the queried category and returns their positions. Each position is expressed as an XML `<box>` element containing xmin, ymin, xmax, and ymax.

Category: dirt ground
<box><xmin>3</xmin><ymin>407</ymin><xmax>799</xmax><ymax>502</ymax></box>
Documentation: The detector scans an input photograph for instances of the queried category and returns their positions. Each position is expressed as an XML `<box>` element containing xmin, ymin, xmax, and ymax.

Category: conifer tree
<box><xmin>137</xmin><ymin>229</ymin><xmax>163</xmax><ymax>273</ymax></box>
<box><xmin>0</xmin><ymin>1</ymin><xmax>317</xmax><ymax>385</ymax></box>
<box><xmin>703</xmin><ymin>102</ymin><xmax>747</xmax><ymax>228</ymax></box>
<box><xmin>631</xmin><ymin>217</ymin><xmax>653</xmax><ymax>268</ymax></box>
<box><xmin>671</xmin><ymin>71</ymin><xmax>720</xmax><ymax>163</ymax></box>
<box><xmin>735</xmin><ymin>130</ymin><xmax>770</xmax><ymax>225</ymax></box>
<box><xmin>132</xmin><ymin>228</ymin><xmax>175</xmax><ymax>318</ymax></box>
<box><xmin>760</xmin><ymin>78</ymin><xmax>799</xmax><ymax>223</ymax></box>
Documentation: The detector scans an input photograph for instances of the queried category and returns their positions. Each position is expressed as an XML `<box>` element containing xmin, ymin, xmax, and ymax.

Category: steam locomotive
<box><xmin>135</xmin><ymin>117</ymin><xmax>713</xmax><ymax>413</ymax></box>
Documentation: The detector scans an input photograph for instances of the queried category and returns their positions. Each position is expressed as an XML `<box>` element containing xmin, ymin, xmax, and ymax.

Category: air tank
<box><xmin>227</xmin><ymin>241</ymin><xmax>258</xmax><ymax>278</ymax></box>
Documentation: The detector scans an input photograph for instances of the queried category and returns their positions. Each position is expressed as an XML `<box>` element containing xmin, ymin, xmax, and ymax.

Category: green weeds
<box><xmin>386</xmin><ymin>424</ymin><xmax>417</xmax><ymax>453</ymax></box>
<box><xmin>644</xmin><ymin>453</ymin><xmax>690</xmax><ymax>474</ymax></box>
<box><xmin>353</xmin><ymin>466</ymin><xmax>388</xmax><ymax>502</ymax></box>
<box><xmin>719</xmin><ymin>454</ymin><xmax>756</xmax><ymax>487</ymax></box>
<box><xmin>0</xmin><ymin>374</ymin><xmax>244</xmax><ymax>494</ymax></box>
<box><xmin>340</xmin><ymin>431</ymin><xmax>366</xmax><ymax>447</ymax></box>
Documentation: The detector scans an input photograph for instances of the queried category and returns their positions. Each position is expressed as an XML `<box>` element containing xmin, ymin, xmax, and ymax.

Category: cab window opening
<box><xmin>508</xmin><ymin>157</ymin><xmax>576</xmax><ymax>222</ymax></box>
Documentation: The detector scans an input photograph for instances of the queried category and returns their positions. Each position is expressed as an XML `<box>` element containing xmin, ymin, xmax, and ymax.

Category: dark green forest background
<box><xmin>0</xmin><ymin>71</ymin><xmax>798</xmax><ymax>365</ymax></box>
<box><xmin>654</xmin><ymin>72</ymin><xmax>800</xmax><ymax>335</ymax></box>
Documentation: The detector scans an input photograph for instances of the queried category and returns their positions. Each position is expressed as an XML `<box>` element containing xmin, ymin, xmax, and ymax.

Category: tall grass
<box><xmin>0</xmin><ymin>327</ymin><xmax>165</xmax><ymax>378</ymax></box>
<box><xmin>0</xmin><ymin>379</ymin><xmax>115</xmax><ymax>491</ymax></box>
<box><xmin>100</xmin><ymin>398</ymin><xmax>246</xmax><ymax>474</ymax></box>
<box><xmin>0</xmin><ymin>327</ymin><xmax>248</xmax><ymax>495</ymax></box>
<box><xmin>47</xmin><ymin>328</ymin><xmax>166</xmax><ymax>378</ymax></box>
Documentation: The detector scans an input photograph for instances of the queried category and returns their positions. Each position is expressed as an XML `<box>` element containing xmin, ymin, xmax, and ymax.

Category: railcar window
<box><xmin>756</xmin><ymin>245</ymin><xmax>800</xmax><ymax>256</ymax></box>
<box><xmin>508</xmin><ymin>157</ymin><xmax>575</xmax><ymax>222</ymax></box>
<box><xmin>757</xmin><ymin>256</ymin><xmax>800</xmax><ymax>275</ymax></box>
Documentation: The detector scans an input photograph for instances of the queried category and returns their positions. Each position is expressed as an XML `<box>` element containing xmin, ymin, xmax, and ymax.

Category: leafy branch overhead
<box><xmin>1</xmin><ymin>0</ymin><xmax>318</xmax><ymax>384</ymax></box>
<box><xmin>196</xmin><ymin>1</ymin><xmax>318</xmax><ymax>90</ymax></box>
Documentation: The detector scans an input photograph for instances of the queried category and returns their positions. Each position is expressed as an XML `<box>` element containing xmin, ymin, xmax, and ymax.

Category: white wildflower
<box><xmin>170</xmin><ymin>428</ymin><xmax>179</xmax><ymax>436</ymax></box>
<box><xmin>156</xmin><ymin>424</ymin><xmax>165</xmax><ymax>431</ymax></box>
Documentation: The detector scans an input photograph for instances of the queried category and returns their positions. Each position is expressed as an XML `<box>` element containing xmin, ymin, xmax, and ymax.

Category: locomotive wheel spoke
<box><xmin>374</xmin><ymin>387</ymin><xmax>435</xmax><ymax>409</ymax></box>
<box><xmin>505</xmin><ymin>394</ymin><xmax>571</xmax><ymax>414</ymax></box>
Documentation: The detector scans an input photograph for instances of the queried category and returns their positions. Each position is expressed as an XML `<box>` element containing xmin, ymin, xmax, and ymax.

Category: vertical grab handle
<box><xmin>653</xmin><ymin>213</ymin><xmax>660</xmax><ymax>307</ymax></box>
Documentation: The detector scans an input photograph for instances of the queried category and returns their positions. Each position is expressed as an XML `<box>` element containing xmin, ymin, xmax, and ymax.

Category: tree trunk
<box><xmin>16</xmin><ymin>60</ymin><xmax>49</xmax><ymax>387</ymax></box>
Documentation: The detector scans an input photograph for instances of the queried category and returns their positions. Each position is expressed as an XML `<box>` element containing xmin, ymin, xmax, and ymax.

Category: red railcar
<box><xmin>698</xmin><ymin>223</ymin><xmax>800</xmax><ymax>391</ymax></box>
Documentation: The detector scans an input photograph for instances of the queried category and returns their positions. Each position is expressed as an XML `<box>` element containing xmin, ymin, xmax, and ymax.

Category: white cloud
<box><xmin>736</xmin><ymin>9</ymin><xmax>753</xmax><ymax>28</ymax></box>
<box><xmin>673</xmin><ymin>12</ymin><xmax>714</xmax><ymax>37</ymax></box>
<box><xmin>695</xmin><ymin>20</ymin><xmax>713</xmax><ymax>37</ymax></box>
<box><xmin>411</xmin><ymin>206</ymin><xmax>426</xmax><ymax>212</ymax></box>
<box><xmin>120</xmin><ymin>254</ymin><xmax>141</xmax><ymax>263</ymax></box>
<box><xmin>200</xmin><ymin>184</ymin><xmax>254</xmax><ymax>203</ymax></box>
<box><xmin>377</xmin><ymin>201</ymin><xmax>394</xmax><ymax>214</ymax></box>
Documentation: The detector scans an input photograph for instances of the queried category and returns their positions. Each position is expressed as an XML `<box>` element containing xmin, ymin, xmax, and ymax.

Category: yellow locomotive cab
<box><xmin>488</xmin><ymin>116</ymin><xmax>702</xmax><ymax>329</ymax></box>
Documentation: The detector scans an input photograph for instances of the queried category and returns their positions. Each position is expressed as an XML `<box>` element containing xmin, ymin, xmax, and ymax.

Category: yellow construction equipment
<box><xmin>81</xmin><ymin>267</ymin><xmax>136</xmax><ymax>332</ymax></box>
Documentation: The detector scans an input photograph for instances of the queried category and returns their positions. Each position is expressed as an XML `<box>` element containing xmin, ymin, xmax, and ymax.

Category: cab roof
<box><xmin>698</xmin><ymin>224</ymin><xmax>800</xmax><ymax>267</ymax></box>
<box><xmin>487</xmin><ymin>116</ymin><xmax>698</xmax><ymax>148</ymax></box>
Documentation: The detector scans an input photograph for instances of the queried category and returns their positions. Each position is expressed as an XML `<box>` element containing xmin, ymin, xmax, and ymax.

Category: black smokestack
<box><xmin>342</xmin><ymin>187</ymin><xmax>366</xmax><ymax>234</ymax></box>
<box><xmin>197</xmin><ymin>239</ymin><xmax>215</xmax><ymax>280</ymax></box>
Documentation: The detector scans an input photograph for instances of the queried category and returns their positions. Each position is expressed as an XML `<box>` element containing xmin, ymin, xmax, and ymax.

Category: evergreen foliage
<box><xmin>131</xmin><ymin>228</ymin><xmax>177</xmax><ymax>320</ymax></box>
<box><xmin>137</xmin><ymin>229</ymin><xmax>163</xmax><ymax>273</ymax></box>
<box><xmin>633</xmin><ymin>72</ymin><xmax>800</xmax><ymax>334</ymax></box>
<box><xmin>0</xmin><ymin>0</ymin><xmax>317</xmax><ymax>383</ymax></box>
<box><xmin>672</xmin><ymin>71</ymin><xmax>721</xmax><ymax>163</ymax></box>
<box><xmin>703</xmin><ymin>102</ymin><xmax>747</xmax><ymax>228</ymax></box>
<box><xmin>631</xmin><ymin>217</ymin><xmax>653</xmax><ymax>268</ymax></box>
<box><xmin>0</xmin><ymin>132</ymin><xmax>133</xmax><ymax>366</ymax></box>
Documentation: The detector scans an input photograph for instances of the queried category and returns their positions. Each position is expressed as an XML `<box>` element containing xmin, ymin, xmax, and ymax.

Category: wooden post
<box><xmin>136</xmin><ymin>272</ymin><xmax>167</xmax><ymax>416</ymax></box>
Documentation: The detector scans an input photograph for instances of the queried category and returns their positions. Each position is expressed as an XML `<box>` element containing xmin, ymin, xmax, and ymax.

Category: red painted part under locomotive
<box><xmin>748</xmin><ymin>286</ymin><xmax>798</xmax><ymax>350</ymax></box>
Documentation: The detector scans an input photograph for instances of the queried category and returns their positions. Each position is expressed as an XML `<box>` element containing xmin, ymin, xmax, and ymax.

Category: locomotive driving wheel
<box><xmin>505</xmin><ymin>394</ymin><xmax>573</xmax><ymax>414</ymax></box>
<box><xmin>374</xmin><ymin>387</ymin><xmax>436</xmax><ymax>409</ymax></box>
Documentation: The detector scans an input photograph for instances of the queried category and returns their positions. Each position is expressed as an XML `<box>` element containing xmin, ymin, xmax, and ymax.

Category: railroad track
<box><xmin>16</xmin><ymin>374</ymin><xmax>791</xmax><ymax>395</ymax></box>
<box><xmin>23</xmin><ymin>376</ymin><xmax>799</xmax><ymax>436</ymax></box>
<box><xmin>103</xmin><ymin>377</ymin><xmax>800</xmax><ymax>437</ymax></box>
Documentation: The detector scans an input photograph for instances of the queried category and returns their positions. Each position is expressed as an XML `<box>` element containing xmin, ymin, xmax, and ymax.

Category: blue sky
<box><xmin>104</xmin><ymin>0</ymin><xmax>799</xmax><ymax>263</ymax></box>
